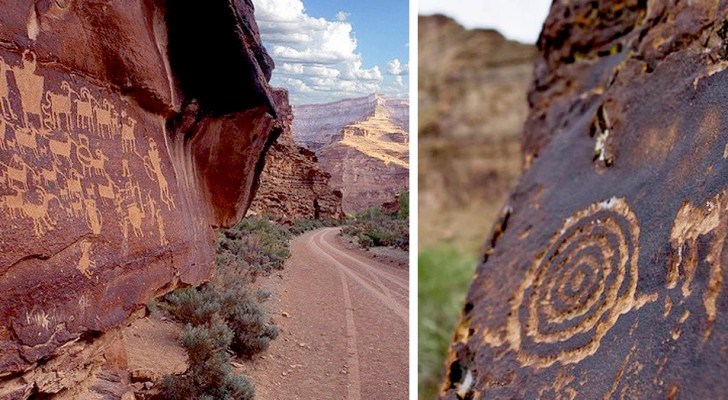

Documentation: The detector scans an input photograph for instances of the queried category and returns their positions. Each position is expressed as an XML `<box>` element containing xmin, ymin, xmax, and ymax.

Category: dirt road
<box><xmin>242</xmin><ymin>228</ymin><xmax>409</xmax><ymax>399</ymax></box>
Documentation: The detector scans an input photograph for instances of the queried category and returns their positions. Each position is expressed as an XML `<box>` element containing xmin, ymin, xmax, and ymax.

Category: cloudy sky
<box><xmin>253</xmin><ymin>0</ymin><xmax>409</xmax><ymax>105</ymax></box>
<box><xmin>419</xmin><ymin>0</ymin><xmax>552</xmax><ymax>44</ymax></box>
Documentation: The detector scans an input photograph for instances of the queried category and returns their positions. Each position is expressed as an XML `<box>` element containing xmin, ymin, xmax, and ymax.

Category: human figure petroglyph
<box><xmin>0</xmin><ymin>56</ymin><xmax>17</xmax><ymax>121</ymax></box>
<box><xmin>74</xmin><ymin>88</ymin><xmax>95</xmax><ymax>132</ymax></box>
<box><xmin>143</xmin><ymin>139</ymin><xmax>174</xmax><ymax>209</ymax></box>
<box><xmin>84</xmin><ymin>197</ymin><xmax>103</xmax><ymax>235</ymax></box>
<box><xmin>146</xmin><ymin>194</ymin><xmax>168</xmax><ymax>246</ymax></box>
<box><xmin>12</xmin><ymin>51</ymin><xmax>45</xmax><ymax>127</ymax></box>
<box><xmin>119</xmin><ymin>180</ymin><xmax>145</xmax><ymax>238</ymax></box>
<box><xmin>42</xmin><ymin>81</ymin><xmax>74</xmax><ymax>131</ymax></box>
<box><xmin>120</xmin><ymin>113</ymin><xmax>137</xmax><ymax>153</ymax></box>
<box><xmin>121</xmin><ymin>159</ymin><xmax>131</xmax><ymax>177</ymax></box>
<box><xmin>76</xmin><ymin>240</ymin><xmax>95</xmax><ymax>278</ymax></box>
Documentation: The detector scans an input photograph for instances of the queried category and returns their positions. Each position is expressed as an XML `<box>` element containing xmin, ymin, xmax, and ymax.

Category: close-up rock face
<box><xmin>248</xmin><ymin>88</ymin><xmax>344</xmax><ymax>221</ymax></box>
<box><xmin>0</xmin><ymin>0</ymin><xmax>279</xmax><ymax>397</ymax></box>
<box><xmin>293</xmin><ymin>94</ymin><xmax>409</xmax><ymax>213</ymax></box>
<box><xmin>418</xmin><ymin>14</ymin><xmax>537</xmax><ymax>250</ymax></box>
<box><xmin>441</xmin><ymin>1</ymin><xmax>728</xmax><ymax>398</ymax></box>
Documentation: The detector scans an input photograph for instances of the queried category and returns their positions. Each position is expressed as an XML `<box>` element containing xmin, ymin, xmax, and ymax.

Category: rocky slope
<box><xmin>442</xmin><ymin>1</ymin><xmax>728</xmax><ymax>398</ymax></box>
<box><xmin>0</xmin><ymin>1</ymin><xmax>280</xmax><ymax>398</ymax></box>
<box><xmin>418</xmin><ymin>14</ymin><xmax>537</xmax><ymax>251</ymax></box>
<box><xmin>293</xmin><ymin>94</ymin><xmax>409</xmax><ymax>213</ymax></box>
<box><xmin>248</xmin><ymin>88</ymin><xmax>343</xmax><ymax>221</ymax></box>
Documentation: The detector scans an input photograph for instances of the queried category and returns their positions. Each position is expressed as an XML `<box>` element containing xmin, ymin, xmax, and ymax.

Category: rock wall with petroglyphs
<box><xmin>441</xmin><ymin>1</ymin><xmax>728</xmax><ymax>399</ymax></box>
<box><xmin>0</xmin><ymin>1</ymin><xmax>280</xmax><ymax>397</ymax></box>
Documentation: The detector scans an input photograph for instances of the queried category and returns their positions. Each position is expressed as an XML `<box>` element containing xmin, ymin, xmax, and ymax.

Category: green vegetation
<box><xmin>418</xmin><ymin>245</ymin><xmax>478</xmax><ymax>400</ymax></box>
<box><xmin>341</xmin><ymin>190</ymin><xmax>409</xmax><ymax>250</ymax></box>
<box><xmin>158</xmin><ymin>217</ymin><xmax>291</xmax><ymax>400</ymax></box>
<box><xmin>288</xmin><ymin>218</ymin><xmax>340</xmax><ymax>236</ymax></box>
<box><xmin>159</xmin><ymin>315</ymin><xmax>255</xmax><ymax>400</ymax></box>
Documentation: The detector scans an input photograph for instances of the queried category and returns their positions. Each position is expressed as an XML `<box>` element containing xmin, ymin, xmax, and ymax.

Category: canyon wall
<box><xmin>418</xmin><ymin>14</ymin><xmax>536</xmax><ymax>251</ymax></box>
<box><xmin>442</xmin><ymin>1</ymin><xmax>728</xmax><ymax>398</ymax></box>
<box><xmin>248</xmin><ymin>88</ymin><xmax>343</xmax><ymax>221</ymax></box>
<box><xmin>293</xmin><ymin>94</ymin><xmax>409</xmax><ymax>213</ymax></box>
<box><xmin>0</xmin><ymin>1</ymin><xmax>280</xmax><ymax>398</ymax></box>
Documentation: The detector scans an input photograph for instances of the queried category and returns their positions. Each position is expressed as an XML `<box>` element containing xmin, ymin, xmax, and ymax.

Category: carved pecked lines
<box><xmin>481</xmin><ymin>198</ymin><xmax>655</xmax><ymax>369</ymax></box>
<box><xmin>0</xmin><ymin>50</ymin><xmax>175</xmax><ymax>277</ymax></box>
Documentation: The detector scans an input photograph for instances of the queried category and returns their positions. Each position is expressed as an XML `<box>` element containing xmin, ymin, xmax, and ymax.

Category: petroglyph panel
<box><xmin>0</xmin><ymin>47</ymin><xmax>211</xmax><ymax>374</ymax></box>
<box><xmin>0</xmin><ymin>50</ymin><xmax>175</xmax><ymax>262</ymax></box>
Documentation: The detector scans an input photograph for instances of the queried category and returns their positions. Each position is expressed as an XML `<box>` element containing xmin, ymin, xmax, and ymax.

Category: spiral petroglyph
<box><xmin>505</xmin><ymin>198</ymin><xmax>643</xmax><ymax>368</ymax></box>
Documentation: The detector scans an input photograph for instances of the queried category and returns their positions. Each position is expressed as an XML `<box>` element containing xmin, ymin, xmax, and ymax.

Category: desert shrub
<box><xmin>224</xmin><ymin>293</ymin><xmax>279</xmax><ymax>359</ymax></box>
<box><xmin>288</xmin><ymin>218</ymin><xmax>340</xmax><ymax>235</ymax></box>
<box><xmin>163</xmin><ymin>285</ymin><xmax>221</xmax><ymax>326</ymax></box>
<box><xmin>217</xmin><ymin>217</ymin><xmax>291</xmax><ymax>273</ymax></box>
<box><xmin>342</xmin><ymin>217</ymin><xmax>409</xmax><ymax>251</ymax></box>
<box><xmin>159</xmin><ymin>315</ymin><xmax>255</xmax><ymax>400</ymax></box>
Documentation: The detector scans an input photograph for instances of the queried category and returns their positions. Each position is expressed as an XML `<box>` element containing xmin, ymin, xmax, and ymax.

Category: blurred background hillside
<box><xmin>417</xmin><ymin>13</ymin><xmax>538</xmax><ymax>399</ymax></box>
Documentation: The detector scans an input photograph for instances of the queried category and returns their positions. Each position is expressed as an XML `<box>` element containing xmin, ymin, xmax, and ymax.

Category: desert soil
<box><xmin>241</xmin><ymin>227</ymin><xmax>409</xmax><ymax>399</ymax></box>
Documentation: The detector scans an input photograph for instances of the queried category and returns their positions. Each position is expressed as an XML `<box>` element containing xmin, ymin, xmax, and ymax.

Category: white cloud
<box><xmin>418</xmin><ymin>0</ymin><xmax>551</xmax><ymax>44</ymax></box>
<box><xmin>387</xmin><ymin>59</ymin><xmax>409</xmax><ymax>75</ymax></box>
<box><xmin>395</xmin><ymin>76</ymin><xmax>404</xmax><ymax>86</ymax></box>
<box><xmin>253</xmin><ymin>0</ymin><xmax>407</xmax><ymax>104</ymax></box>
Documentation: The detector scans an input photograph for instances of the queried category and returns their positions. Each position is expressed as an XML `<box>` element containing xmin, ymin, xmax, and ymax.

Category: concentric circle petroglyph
<box><xmin>506</xmin><ymin>197</ymin><xmax>641</xmax><ymax>368</ymax></box>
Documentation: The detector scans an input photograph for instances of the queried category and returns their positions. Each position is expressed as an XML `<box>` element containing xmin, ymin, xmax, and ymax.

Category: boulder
<box><xmin>441</xmin><ymin>1</ymin><xmax>728</xmax><ymax>398</ymax></box>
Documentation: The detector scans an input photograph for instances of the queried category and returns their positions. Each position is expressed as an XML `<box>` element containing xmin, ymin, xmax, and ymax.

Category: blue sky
<box><xmin>253</xmin><ymin>0</ymin><xmax>409</xmax><ymax>105</ymax></box>
<box><xmin>418</xmin><ymin>0</ymin><xmax>551</xmax><ymax>44</ymax></box>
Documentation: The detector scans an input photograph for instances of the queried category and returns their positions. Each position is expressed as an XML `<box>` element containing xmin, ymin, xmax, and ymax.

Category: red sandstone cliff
<box><xmin>293</xmin><ymin>94</ymin><xmax>409</xmax><ymax>214</ymax></box>
<box><xmin>0</xmin><ymin>1</ymin><xmax>281</xmax><ymax>397</ymax></box>
<box><xmin>248</xmin><ymin>89</ymin><xmax>343</xmax><ymax>221</ymax></box>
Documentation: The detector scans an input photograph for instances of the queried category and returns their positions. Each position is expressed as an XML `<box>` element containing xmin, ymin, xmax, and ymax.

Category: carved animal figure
<box><xmin>74</xmin><ymin>87</ymin><xmax>96</xmax><ymax>132</ymax></box>
<box><xmin>94</xmin><ymin>98</ymin><xmax>116</xmax><ymax>138</ymax></box>
<box><xmin>22</xmin><ymin>188</ymin><xmax>59</xmax><ymax>237</ymax></box>
<box><xmin>97</xmin><ymin>176</ymin><xmax>115</xmax><ymax>204</ymax></box>
<box><xmin>48</xmin><ymin>131</ymin><xmax>74</xmax><ymax>164</ymax></box>
<box><xmin>1</xmin><ymin>156</ymin><xmax>31</xmax><ymax>191</ymax></box>
<box><xmin>14</xmin><ymin>126</ymin><xmax>39</xmax><ymax>156</ymax></box>
<box><xmin>43</xmin><ymin>81</ymin><xmax>74</xmax><ymax>130</ymax></box>
<box><xmin>120</xmin><ymin>115</ymin><xmax>137</xmax><ymax>153</ymax></box>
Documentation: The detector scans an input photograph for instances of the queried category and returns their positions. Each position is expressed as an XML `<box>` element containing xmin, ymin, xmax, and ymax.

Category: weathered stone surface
<box><xmin>248</xmin><ymin>88</ymin><xmax>344</xmax><ymax>221</ymax></box>
<box><xmin>293</xmin><ymin>94</ymin><xmax>409</xmax><ymax>213</ymax></box>
<box><xmin>418</xmin><ymin>14</ymin><xmax>535</xmax><ymax>250</ymax></box>
<box><xmin>442</xmin><ymin>1</ymin><xmax>728</xmax><ymax>398</ymax></box>
<box><xmin>0</xmin><ymin>0</ymin><xmax>279</xmax><ymax>396</ymax></box>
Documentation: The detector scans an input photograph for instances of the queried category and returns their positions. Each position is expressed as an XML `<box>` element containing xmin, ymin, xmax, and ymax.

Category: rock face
<box><xmin>293</xmin><ymin>94</ymin><xmax>409</xmax><ymax>213</ymax></box>
<box><xmin>418</xmin><ymin>14</ymin><xmax>536</xmax><ymax>250</ymax></box>
<box><xmin>0</xmin><ymin>1</ymin><xmax>280</xmax><ymax>397</ymax></box>
<box><xmin>248</xmin><ymin>88</ymin><xmax>343</xmax><ymax>221</ymax></box>
<box><xmin>441</xmin><ymin>1</ymin><xmax>728</xmax><ymax>399</ymax></box>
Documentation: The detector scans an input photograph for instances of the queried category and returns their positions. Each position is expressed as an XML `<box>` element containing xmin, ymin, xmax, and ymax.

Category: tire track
<box><xmin>315</xmin><ymin>229</ymin><xmax>404</xmax><ymax>305</ymax></box>
<box><xmin>307</xmin><ymin>230</ymin><xmax>408</xmax><ymax>324</ymax></box>
<box><xmin>319</xmin><ymin>228</ymin><xmax>408</xmax><ymax>291</ymax></box>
